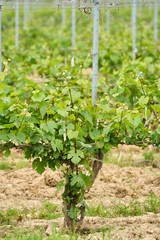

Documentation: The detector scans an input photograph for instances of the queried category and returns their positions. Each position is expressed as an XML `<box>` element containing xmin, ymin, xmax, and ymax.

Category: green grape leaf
<box><xmin>138</xmin><ymin>96</ymin><xmax>149</xmax><ymax>106</ymax></box>
<box><xmin>16</xmin><ymin>132</ymin><xmax>26</xmax><ymax>144</ymax></box>
<box><xmin>51</xmin><ymin>137</ymin><xmax>63</xmax><ymax>152</ymax></box>
<box><xmin>57</xmin><ymin>108</ymin><xmax>68</xmax><ymax>117</ymax></box>
<box><xmin>68</xmin><ymin>149</ymin><xmax>84</xmax><ymax>164</ymax></box>
<box><xmin>81</xmin><ymin>111</ymin><xmax>93</xmax><ymax>124</ymax></box>
<box><xmin>32</xmin><ymin>158</ymin><xmax>46</xmax><ymax>174</ymax></box>
<box><xmin>128</xmin><ymin>116</ymin><xmax>142</xmax><ymax>128</ymax></box>
<box><xmin>67</xmin><ymin>130</ymin><xmax>78</xmax><ymax>140</ymax></box>
<box><xmin>31</xmin><ymin>92</ymin><xmax>45</xmax><ymax>102</ymax></box>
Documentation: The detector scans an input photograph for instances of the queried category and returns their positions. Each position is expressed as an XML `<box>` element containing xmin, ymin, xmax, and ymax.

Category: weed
<box><xmin>143</xmin><ymin>150</ymin><xmax>154</xmax><ymax>162</ymax></box>
<box><xmin>0</xmin><ymin>206</ymin><xmax>30</xmax><ymax>226</ymax></box>
<box><xmin>0</xmin><ymin>161</ymin><xmax>11</xmax><ymax>170</ymax></box>
<box><xmin>104</xmin><ymin>147</ymin><xmax>160</xmax><ymax>167</ymax></box>
<box><xmin>30</xmin><ymin>206</ymin><xmax>37</xmax><ymax>219</ymax></box>
<box><xmin>86</xmin><ymin>204</ymin><xmax>107</xmax><ymax>217</ymax></box>
<box><xmin>38</xmin><ymin>201</ymin><xmax>61</xmax><ymax>220</ymax></box>
<box><xmin>0</xmin><ymin>208</ymin><xmax>22</xmax><ymax>225</ymax></box>
<box><xmin>104</xmin><ymin>149</ymin><xmax>139</xmax><ymax>167</ymax></box>
<box><xmin>46</xmin><ymin>226</ymin><xmax>85</xmax><ymax>240</ymax></box>
<box><xmin>144</xmin><ymin>192</ymin><xmax>160</xmax><ymax>213</ymax></box>
<box><xmin>99</xmin><ymin>226</ymin><xmax>114</xmax><ymax>240</ymax></box>
<box><xmin>16</xmin><ymin>159</ymin><xmax>30</xmax><ymax>169</ymax></box>
<box><xmin>87</xmin><ymin>193</ymin><xmax>160</xmax><ymax>218</ymax></box>
<box><xmin>0</xmin><ymin>155</ymin><xmax>30</xmax><ymax>171</ymax></box>
<box><xmin>1</xmin><ymin>194</ymin><xmax>160</xmax><ymax>239</ymax></box>
<box><xmin>4</xmin><ymin>228</ymin><xmax>44</xmax><ymax>240</ymax></box>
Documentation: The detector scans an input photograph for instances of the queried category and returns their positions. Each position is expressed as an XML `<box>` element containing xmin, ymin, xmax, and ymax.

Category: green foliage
<box><xmin>0</xmin><ymin>208</ymin><xmax>28</xmax><ymax>225</ymax></box>
<box><xmin>2</xmin><ymin>226</ymin><xmax>89</xmax><ymax>240</ymax></box>
<box><xmin>0</xmin><ymin>161</ymin><xmax>11</xmax><ymax>170</ymax></box>
<box><xmin>38</xmin><ymin>201</ymin><xmax>61</xmax><ymax>220</ymax></box>
<box><xmin>3</xmin><ymin>228</ymin><xmax>44</xmax><ymax>240</ymax></box>
<box><xmin>145</xmin><ymin>192</ymin><xmax>160</xmax><ymax>213</ymax></box>
<box><xmin>0</xmin><ymin>6</ymin><xmax>160</xmax><ymax>228</ymax></box>
<box><xmin>143</xmin><ymin>150</ymin><xmax>154</xmax><ymax>162</ymax></box>
<box><xmin>16</xmin><ymin>159</ymin><xmax>30</xmax><ymax>169</ymax></box>
<box><xmin>87</xmin><ymin>193</ymin><xmax>160</xmax><ymax>218</ymax></box>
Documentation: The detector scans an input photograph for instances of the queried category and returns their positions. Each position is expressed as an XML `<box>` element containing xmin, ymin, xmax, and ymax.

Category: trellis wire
<box><xmin>92</xmin><ymin>0</ymin><xmax>100</xmax><ymax>106</ymax></box>
<box><xmin>1</xmin><ymin>0</ymin><xmax>160</xmax><ymax>10</ymax></box>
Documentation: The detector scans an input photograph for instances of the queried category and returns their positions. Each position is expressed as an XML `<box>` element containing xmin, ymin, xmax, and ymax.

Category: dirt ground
<box><xmin>0</xmin><ymin>145</ymin><xmax>160</xmax><ymax>239</ymax></box>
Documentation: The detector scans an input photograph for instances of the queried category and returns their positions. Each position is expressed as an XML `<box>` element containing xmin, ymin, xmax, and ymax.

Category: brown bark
<box><xmin>86</xmin><ymin>149</ymin><xmax>103</xmax><ymax>192</ymax></box>
<box><xmin>62</xmin><ymin>201</ymin><xmax>85</xmax><ymax>231</ymax></box>
<box><xmin>62</xmin><ymin>149</ymin><xmax>103</xmax><ymax>230</ymax></box>
<box><xmin>63</xmin><ymin>202</ymin><xmax>74</xmax><ymax>231</ymax></box>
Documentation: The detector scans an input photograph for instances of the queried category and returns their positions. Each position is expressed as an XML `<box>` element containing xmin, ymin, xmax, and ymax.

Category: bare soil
<box><xmin>0</xmin><ymin>146</ymin><xmax>160</xmax><ymax>239</ymax></box>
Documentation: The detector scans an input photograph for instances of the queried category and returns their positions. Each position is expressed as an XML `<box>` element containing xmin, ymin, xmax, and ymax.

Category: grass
<box><xmin>1</xmin><ymin>193</ymin><xmax>160</xmax><ymax>225</ymax></box>
<box><xmin>38</xmin><ymin>201</ymin><xmax>62</xmax><ymax>220</ymax></box>
<box><xmin>0</xmin><ymin>208</ymin><xmax>29</xmax><ymax>225</ymax></box>
<box><xmin>2</xmin><ymin>225</ymin><xmax>114</xmax><ymax>240</ymax></box>
<box><xmin>1</xmin><ymin>194</ymin><xmax>160</xmax><ymax>224</ymax></box>
<box><xmin>86</xmin><ymin>193</ymin><xmax>160</xmax><ymax>218</ymax></box>
<box><xmin>15</xmin><ymin>159</ymin><xmax>30</xmax><ymax>169</ymax></box>
<box><xmin>0</xmin><ymin>154</ymin><xmax>30</xmax><ymax>171</ymax></box>
<box><xmin>143</xmin><ymin>150</ymin><xmax>154</xmax><ymax>162</ymax></box>
<box><xmin>0</xmin><ymin>147</ymin><xmax>160</xmax><ymax>239</ymax></box>
<box><xmin>0</xmin><ymin>202</ymin><xmax>61</xmax><ymax>226</ymax></box>
<box><xmin>3</xmin><ymin>228</ymin><xmax>44</xmax><ymax>240</ymax></box>
<box><xmin>0</xmin><ymin>161</ymin><xmax>11</xmax><ymax>170</ymax></box>
<box><xmin>103</xmin><ymin>147</ymin><xmax>140</xmax><ymax>167</ymax></box>
<box><xmin>104</xmin><ymin>147</ymin><xmax>160</xmax><ymax>167</ymax></box>
<box><xmin>1</xmin><ymin>194</ymin><xmax>160</xmax><ymax>239</ymax></box>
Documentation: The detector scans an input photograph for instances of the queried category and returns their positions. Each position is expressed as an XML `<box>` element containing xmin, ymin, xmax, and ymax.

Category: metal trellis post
<box><xmin>92</xmin><ymin>0</ymin><xmax>100</xmax><ymax>106</ymax></box>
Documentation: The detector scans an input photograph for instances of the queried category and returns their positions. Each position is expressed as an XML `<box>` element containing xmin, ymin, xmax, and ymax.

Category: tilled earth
<box><xmin>0</xmin><ymin>146</ymin><xmax>160</xmax><ymax>239</ymax></box>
